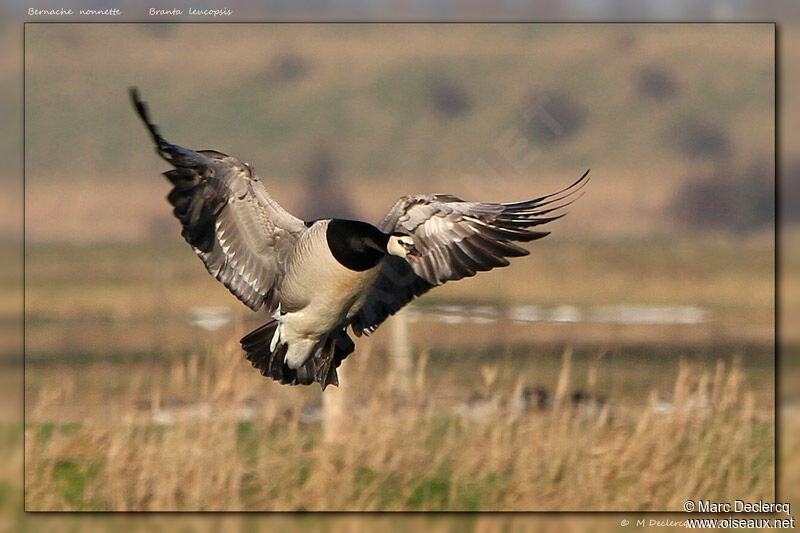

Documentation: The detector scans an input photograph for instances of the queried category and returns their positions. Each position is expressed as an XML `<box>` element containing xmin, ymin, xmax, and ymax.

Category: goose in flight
<box><xmin>131</xmin><ymin>88</ymin><xmax>588</xmax><ymax>389</ymax></box>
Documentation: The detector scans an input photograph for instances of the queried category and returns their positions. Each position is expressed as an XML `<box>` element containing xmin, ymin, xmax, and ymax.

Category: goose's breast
<box><xmin>280</xmin><ymin>225</ymin><xmax>381</xmax><ymax>332</ymax></box>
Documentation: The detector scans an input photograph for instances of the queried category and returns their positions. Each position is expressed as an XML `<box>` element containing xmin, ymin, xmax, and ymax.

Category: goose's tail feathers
<box><xmin>240</xmin><ymin>321</ymin><xmax>354</xmax><ymax>389</ymax></box>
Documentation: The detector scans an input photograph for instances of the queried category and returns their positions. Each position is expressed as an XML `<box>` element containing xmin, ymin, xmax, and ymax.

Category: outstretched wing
<box><xmin>350</xmin><ymin>171</ymin><xmax>588</xmax><ymax>336</ymax></box>
<box><xmin>131</xmin><ymin>88</ymin><xmax>306</xmax><ymax>312</ymax></box>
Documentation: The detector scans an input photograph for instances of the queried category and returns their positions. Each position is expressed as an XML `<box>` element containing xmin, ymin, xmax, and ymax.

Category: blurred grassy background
<box><xmin>17</xmin><ymin>23</ymin><xmax>781</xmax><ymax>515</ymax></box>
<box><xmin>23</xmin><ymin>24</ymin><xmax>774</xmax><ymax>240</ymax></box>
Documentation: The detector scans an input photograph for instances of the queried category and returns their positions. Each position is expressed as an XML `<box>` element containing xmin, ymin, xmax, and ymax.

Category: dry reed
<box><xmin>24</xmin><ymin>338</ymin><xmax>774</xmax><ymax>511</ymax></box>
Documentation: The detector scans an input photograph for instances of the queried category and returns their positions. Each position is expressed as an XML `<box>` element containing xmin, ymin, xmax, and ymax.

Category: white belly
<box><xmin>283</xmin><ymin>264</ymin><xmax>379</xmax><ymax>338</ymax></box>
<box><xmin>276</xmin><ymin>221</ymin><xmax>381</xmax><ymax>367</ymax></box>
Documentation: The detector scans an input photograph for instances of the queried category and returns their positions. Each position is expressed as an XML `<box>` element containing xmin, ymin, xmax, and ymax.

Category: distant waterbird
<box><xmin>130</xmin><ymin>88</ymin><xmax>588</xmax><ymax>389</ymax></box>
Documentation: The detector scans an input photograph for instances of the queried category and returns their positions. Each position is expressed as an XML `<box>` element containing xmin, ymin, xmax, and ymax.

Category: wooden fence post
<box><xmin>390</xmin><ymin>309</ymin><xmax>412</xmax><ymax>396</ymax></box>
<box><xmin>323</xmin><ymin>355</ymin><xmax>347</xmax><ymax>444</ymax></box>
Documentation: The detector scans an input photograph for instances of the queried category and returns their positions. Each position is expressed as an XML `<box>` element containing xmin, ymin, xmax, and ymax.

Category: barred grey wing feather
<box><xmin>131</xmin><ymin>88</ymin><xmax>305</xmax><ymax>312</ymax></box>
<box><xmin>353</xmin><ymin>170</ymin><xmax>589</xmax><ymax>335</ymax></box>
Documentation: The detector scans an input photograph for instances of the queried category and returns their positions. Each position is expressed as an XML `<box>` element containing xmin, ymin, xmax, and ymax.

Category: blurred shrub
<box><xmin>612</xmin><ymin>30</ymin><xmax>638</xmax><ymax>53</ymax></box>
<box><xmin>667</xmin><ymin>117</ymin><xmax>732</xmax><ymax>159</ymax></box>
<box><xmin>270</xmin><ymin>52</ymin><xmax>311</xmax><ymax>82</ymax></box>
<box><xmin>635</xmin><ymin>66</ymin><xmax>680</xmax><ymax>100</ymax></box>
<box><xmin>140</xmin><ymin>25</ymin><xmax>177</xmax><ymax>39</ymax></box>
<box><xmin>672</xmin><ymin>160</ymin><xmax>774</xmax><ymax>232</ymax></box>
<box><xmin>301</xmin><ymin>144</ymin><xmax>355</xmax><ymax>220</ymax></box>
<box><xmin>782</xmin><ymin>158</ymin><xmax>800</xmax><ymax>224</ymax></box>
<box><xmin>428</xmin><ymin>76</ymin><xmax>471</xmax><ymax>118</ymax></box>
<box><xmin>524</xmin><ymin>91</ymin><xmax>586</xmax><ymax>145</ymax></box>
<box><xmin>147</xmin><ymin>212</ymin><xmax>178</xmax><ymax>238</ymax></box>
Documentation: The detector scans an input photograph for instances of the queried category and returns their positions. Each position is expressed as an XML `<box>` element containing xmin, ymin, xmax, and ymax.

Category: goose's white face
<box><xmin>387</xmin><ymin>234</ymin><xmax>419</xmax><ymax>261</ymax></box>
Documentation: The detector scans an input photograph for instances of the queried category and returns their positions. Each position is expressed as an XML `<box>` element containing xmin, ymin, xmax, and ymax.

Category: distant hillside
<box><xmin>24</xmin><ymin>24</ymin><xmax>774</xmax><ymax>240</ymax></box>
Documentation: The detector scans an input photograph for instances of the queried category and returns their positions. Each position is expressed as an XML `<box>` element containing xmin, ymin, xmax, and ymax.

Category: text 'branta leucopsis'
<box><xmin>131</xmin><ymin>88</ymin><xmax>589</xmax><ymax>389</ymax></box>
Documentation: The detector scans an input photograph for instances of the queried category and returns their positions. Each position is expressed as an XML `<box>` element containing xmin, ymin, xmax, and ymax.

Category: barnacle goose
<box><xmin>131</xmin><ymin>88</ymin><xmax>588</xmax><ymax>389</ymax></box>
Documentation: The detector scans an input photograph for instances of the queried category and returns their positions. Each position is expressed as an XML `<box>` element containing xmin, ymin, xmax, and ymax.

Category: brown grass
<box><xmin>24</xmin><ymin>335</ymin><xmax>773</xmax><ymax>511</ymax></box>
<box><xmin>782</xmin><ymin>409</ymin><xmax>800</xmax><ymax>509</ymax></box>
<box><xmin>20</xmin><ymin>230</ymin><xmax>777</xmax><ymax>512</ymax></box>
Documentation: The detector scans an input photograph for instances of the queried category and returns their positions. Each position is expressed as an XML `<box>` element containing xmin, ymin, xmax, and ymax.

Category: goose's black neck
<box><xmin>326</xmin><ymin>219</ymin><xmax>389</xmax><ymax>271</ymax></box>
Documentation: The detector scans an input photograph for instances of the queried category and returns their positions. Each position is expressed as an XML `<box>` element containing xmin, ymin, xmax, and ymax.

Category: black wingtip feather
<box><xmin>130</xmin><ymin>87</ymin><xmax>173</xmax><ymax>158</ymax></box>
<box><xmin>503</xmin><ymin>169</ymin><xmax>590</xmax><ymax>209</ymax></box>
<box><xmin>508</xmin><ymin>191</ymin><xmax>586</xmax><ymax>219</ymax></box>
